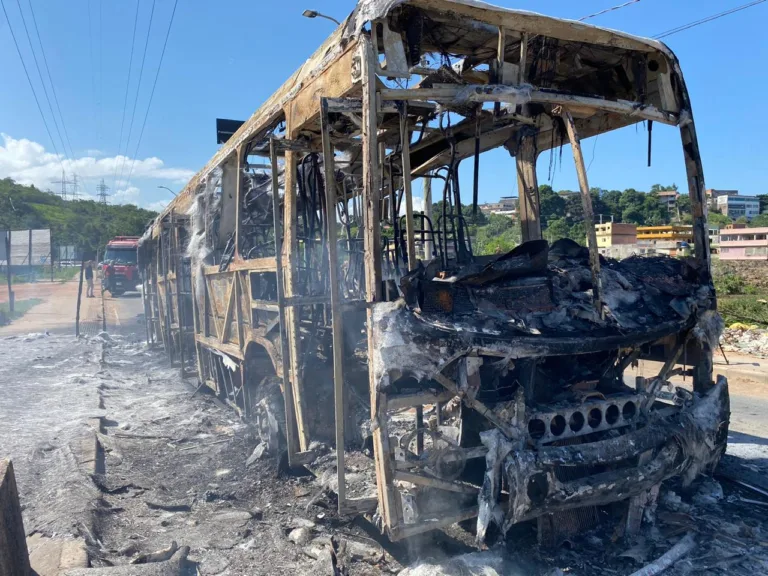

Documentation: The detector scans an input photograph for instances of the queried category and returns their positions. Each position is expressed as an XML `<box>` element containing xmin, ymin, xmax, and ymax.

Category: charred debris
<box><xmin>371</xmin><ymin>237</ymin><xmax>728</xmax><ymax>545</ymax></box>
<box><xmin>136</xmin><ymin>0</ymin><xmax>726</xmax><ymax>553</ymax></box>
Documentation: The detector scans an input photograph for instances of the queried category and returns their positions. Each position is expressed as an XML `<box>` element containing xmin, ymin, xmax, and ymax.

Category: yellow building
<box><xmin>636</xmin><ymin>225</ymin><xmax>693</xmax><ymax>242</ymax></box>
<box><xmin>594</xmin><ymin>223</ymin><xmax>637</xmax><ymax>247</ymax></box>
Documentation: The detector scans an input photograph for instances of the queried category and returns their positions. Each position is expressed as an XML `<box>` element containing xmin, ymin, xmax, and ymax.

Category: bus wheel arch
<box><xmin>243</xmin><ymin>339</ymin><xmax>284</xmax><ymax>453</ymax></box>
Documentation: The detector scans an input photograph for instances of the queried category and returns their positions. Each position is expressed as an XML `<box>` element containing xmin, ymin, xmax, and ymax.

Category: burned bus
<box><xmin>139</xmin><ymin>0</ymin><xmax>729</xmax><ymax>545</ymax></box>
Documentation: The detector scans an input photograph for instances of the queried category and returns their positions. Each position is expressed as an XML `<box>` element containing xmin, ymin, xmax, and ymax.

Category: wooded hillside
<box><xmin>0</xmin><ymin>178</ymin><xmax>156</xmax><ymax>255</ymax></box>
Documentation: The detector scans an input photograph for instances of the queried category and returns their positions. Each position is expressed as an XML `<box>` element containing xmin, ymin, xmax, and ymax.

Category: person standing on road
<box><xmin>85</xmin><ymin>261</ymin><xmax>95</xmax><ymax>298</ymax></box>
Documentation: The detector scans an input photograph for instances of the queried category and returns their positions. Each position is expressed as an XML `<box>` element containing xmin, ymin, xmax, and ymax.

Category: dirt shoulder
<box><xmin>0</xmin><ymin>279</ymin><xmax>81</xmax><ymax>335</ymax></box>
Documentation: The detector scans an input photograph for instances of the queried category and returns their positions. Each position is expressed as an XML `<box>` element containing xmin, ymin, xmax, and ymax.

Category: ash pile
<box><xmin>400</xmin><ymin>238</ymin><xmax>713</xmax><ymax>335</ymax></box>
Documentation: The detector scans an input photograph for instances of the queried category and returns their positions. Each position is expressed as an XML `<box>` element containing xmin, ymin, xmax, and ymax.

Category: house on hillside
<box><xmin>720</xmin><ymin>227</ymin><xmax>768</xmax><ymax>260</ymax></box>
<box><xmin>637</xmin><ymin>225</ymin><xmax>693</xmax><ymax>257</ymax></box>
<box><xmin>717</xmin><ymin>195</ymin><xmax>760</xmax><ymax>220</ymax></box>
<box><xmin>656</xmin><ymin>190</ymin><xmax>679</xmax><ymax>216</ymax></box>
<box><xmin>705</xmin><ymin>189</ymin><xmax>738</xmax><ymax>210</ymax></box>
<box><xmin>480</xmin><ymin>196</ymin><xmax>518</xmax><ymax>218</ymax></box>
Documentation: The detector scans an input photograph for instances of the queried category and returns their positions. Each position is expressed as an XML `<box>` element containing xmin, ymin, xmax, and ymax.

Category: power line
<box><xmin>87</xmin><ymin>0</ymin><xmax>95</xmax><ymax>135</ymax></box>
<box><xmin>27</xmin><ymin>0</ymin><xmax>76</xmax><ymax>169</ymax></box>
<box><xmin>579</xmin><ymin>0</ymin><xmax>641</xmax><ymax>22</ymax></box>
<box><xmin>0</xmin><ymin>0</ymin><xmax>66</xmax><ymax>175</ymax></box>
<box><xmin>118</xmin><ymin>0</ymin><xmax>156</xmax><ymax>188</ymax></box>
<box><xmin>98</xmin><ymin>0</ymin><xmax>103</xmax><ymax>147</ymax></box>
<box><xmin>112</xmin><ymin>0</ymin><xmax>142</xmax><ymax>194</ymax></box>
<box><xmin>126</xmin><ymin>0</ymin><xmax>178</xmax><ymax>188</ymax></box>
<box><xmin>13</xmin><ymin>0</ymin><xmax>71</xmax><ymax>171</ymax></box>
<box><xmin>654</xmin><ymin>0</ymin><xmax>767</xmax><ymax>39</ymax></box>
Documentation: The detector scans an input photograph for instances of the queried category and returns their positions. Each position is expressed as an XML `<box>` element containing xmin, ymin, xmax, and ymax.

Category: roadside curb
<box><xmin>79</xmin><ymin>417</ymin><xmax>105</xmax><ymax>476</ymax></box>
<box><xmin>29</xmin><ymin>417</ymin><xmax>107</xmax><ymax>574</ymax></box>
<box><xmin>27</xmin><ymin>533</ymin><xmax>88</xmax><ymax>576</ymax></box>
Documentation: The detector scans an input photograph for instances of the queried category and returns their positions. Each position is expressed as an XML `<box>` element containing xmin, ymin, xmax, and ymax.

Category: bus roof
<box><xmin>150</xmin><ymin>0</ymin><xmax>686</xmax><ymax>233</ymax></box>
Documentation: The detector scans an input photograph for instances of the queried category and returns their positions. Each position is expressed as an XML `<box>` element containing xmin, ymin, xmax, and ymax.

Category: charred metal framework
<box><xmin>139</xmin><ymin>0</ymin><xmax>728</xmax><ymax>543</ymax></box>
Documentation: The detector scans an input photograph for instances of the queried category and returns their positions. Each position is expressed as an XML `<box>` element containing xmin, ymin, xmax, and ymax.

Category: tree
<box><xmin>545</xmin><ymin>217</ymin><xmax>570</xmax><ymax>242</ymax></box>
<box><xmin>0</xmin><ymin>178</ymin><xmax>157</xmax><ymax>254</ymax></box>
<box><xmin>708</xmin><ymin>211</ymin><xmax>731</xmax><ymax>227</ymax></box>
<box><xmin>748</xmin><ymin>214</ymin><xmax>768</xmax><ymax>227</ymax></box>
<box><xmin>474</xmin><ymin>216</ymin><xmax>519</xmax><ymax>255</ymax></box>
<box><xmin>736</xmin><ymin>216</ymin><xmax>749</xmax><ymax>224</ymax></box>
<box><xmin>538</xmin><ymin>185</ymin><xmax>566</xmax><ymax>224</ymax></box>
<box><xmin>564</xmin><ymin>193</ymin><xmax>583</xmax><ymax>221</ymax></box>
<box><xmin>619</xmin><ymin>188</ymin><xmax>645</xmax><ymax>214</ymax></box>
<box><xmin>601</xmin><ymin>189</ymin><xmax>622</xmax><ymax>222</ymax></box>
<box><xmin>622</xmin><ymin>206</ymin><xmax>645</xmax><ymax>225</ymax></box>
<box><xmin>757</xmin><ymin>194</ymin><xmax>768</xmax><ymax>215</ymax></box>
<box><xmin>485</xmin><ymin>213</ymin><xmax>514</xmax><ymax>236</ymax></box>
<box><xmin>676</xmin><ymin>194</ymin><xmax>692</xmax><ymax>219</ymax></box>
<box><xmin>642</xmin><ymin>193</ymin><xmax>669</xmax><ymax>226</ymax></box>
<box><xmin>569</xmin><ymin>221</ymin><xmax>586</xmax><ymax>245</ymax></box>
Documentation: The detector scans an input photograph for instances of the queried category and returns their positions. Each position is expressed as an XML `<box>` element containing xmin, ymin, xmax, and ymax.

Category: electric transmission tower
<box><xmin>71</xmin><ymin>174</ymin><xmax>80</xmax><ymax>200</ymax></box>
<box><xmin>96</xmin><ymin>179</ymin><xmax>110</xmax><ymax>205</ymax></box>
<box><xmin>52</xmin><ymin>170</ymin><xmax>73</xmax><ymax>201</ymax></box>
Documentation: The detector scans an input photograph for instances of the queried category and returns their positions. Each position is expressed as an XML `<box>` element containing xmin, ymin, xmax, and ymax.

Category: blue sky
<box><xmin>1</xmin><ymin>0</ymin><xmax>766</xmax><ymax>211</ymax></box>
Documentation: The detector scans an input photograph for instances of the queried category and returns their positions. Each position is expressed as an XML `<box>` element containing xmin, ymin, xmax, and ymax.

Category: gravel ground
<box><xmin>5</xmin><ymin>326</ymin><xmax>768</xmax><ymax>575</ymax></box>
<box><xmin>0</xmin><ymin>331</ymin><xmax>103</xmax><ymax>537</ymax></box>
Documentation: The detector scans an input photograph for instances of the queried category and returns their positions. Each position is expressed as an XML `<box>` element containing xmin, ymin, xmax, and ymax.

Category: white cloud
<box><xmin>112</xmin><ymin>186</ymin><xmax>141</xmax><ymax>206</ymax></box>
<box><xmin>0</xmin><ymin>133</ymin><xmax>195</xmax><ymax>190</ymax></box>
<box><xmin>398</xmin><ymin>197</ymin><xmax>425</xmax><ymax>215</ymax></box>
<box><xmin>146</xmin><ymin>200</ymin><xmax>169</xmax><ymax>212</ymax></box>
<box><xmin>85</xmin><ymin>148</ymin><xmax>104</xmax><ymax>157</ymax></box>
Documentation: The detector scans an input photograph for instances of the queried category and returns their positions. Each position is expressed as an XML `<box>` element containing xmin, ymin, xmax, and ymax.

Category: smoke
<box><xmin>186</xmin><ymin>169</ymin><xmax>222</xmax><ymax>299</ymax></box>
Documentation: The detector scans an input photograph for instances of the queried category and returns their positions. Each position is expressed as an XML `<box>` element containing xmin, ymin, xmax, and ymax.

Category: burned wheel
<box><xmin>250</xmin><ymin>376</ymin><xmax>286</xmax><ymax>454</ymax></box>
<box><xmin>243</xmin><ymin>343</ymin><xmax>285</xmax><ymax>454</ymax></box>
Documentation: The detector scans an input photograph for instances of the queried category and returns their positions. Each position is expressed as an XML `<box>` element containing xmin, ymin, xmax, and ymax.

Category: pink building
<box><xmin>719</xmin><ymin>227</ymin><xmax>768</xmax><ymax>260</ymax></box>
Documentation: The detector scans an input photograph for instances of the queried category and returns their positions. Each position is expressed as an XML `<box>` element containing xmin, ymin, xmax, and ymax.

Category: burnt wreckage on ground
<box><xmin>138</xmin><ymin>0</ymin><xmax>728</xmax><ymax>545</ymax></box>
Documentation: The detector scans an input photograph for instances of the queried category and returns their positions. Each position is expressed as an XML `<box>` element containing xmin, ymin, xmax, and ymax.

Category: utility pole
<box><xmin>52</xmin><ymin>170</ymin><xmax>72</xmax><ymax>201</ymax></box>
<box><xmin>96</xmin><ymin>179</ymin><xmax>110</xmax><ymax>205</ymax></box>
<box><xmin>5</xmin><ymin>231</ymin><xmax>13</xmax><ymax>313</ymax></box>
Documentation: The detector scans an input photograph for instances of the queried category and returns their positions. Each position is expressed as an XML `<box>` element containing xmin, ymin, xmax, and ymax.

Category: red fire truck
<box><xmin>102</xmin><ymin>236</ymin><xmax>140</xmax><ymax>296</ymax></box>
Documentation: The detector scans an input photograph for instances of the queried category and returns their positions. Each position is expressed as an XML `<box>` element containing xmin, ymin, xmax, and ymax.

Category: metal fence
<box><xmin>1</xmin><ymin>229</ymin><xmax>52</xmax><ymax>267</ymax></box>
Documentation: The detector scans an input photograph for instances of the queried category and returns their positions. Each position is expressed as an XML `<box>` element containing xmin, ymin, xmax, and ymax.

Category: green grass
<box><xmin>0</xmin><ymin>298</ymin><xmax>44</xmax><ymax>325</ymax></box>
<box><xmin>718</xmin><ymin>294</ymin><xmax>768</xmax><ymax>328</ymax></box>
<box><xmin>6</xmin><ymin>267</ymin><xmax>78</xmax><ymax>284</ymax></box>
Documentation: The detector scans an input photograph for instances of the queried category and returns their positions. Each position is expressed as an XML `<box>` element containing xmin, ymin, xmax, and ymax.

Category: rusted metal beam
<box><xmin>399</xmin><ymin>103</ymin><xmax>417</xmax><ymax>271</ymax></box>
<box><xmin>361</xmin><ymin>34</ymin><xmax>400</xmax><ymax>533</ymax></box>
<box><xmin>282</xmin><ymin>118</ymin><xmax>311</xmax><ymax>452</ymax></box>
<box><xmin>234</xmin><ymin>144</ymin><xmax>245</xmax><ymax>259</ymax></box>
<box><xmin>203</xmin><ymin>258</ymin><xmax>276</xmax><ymax>274</ymax></box>
<box><xmin>394</xmin><ymin>471</ymin><xmax>479</xmax><ymax>495</ymax></box>
<box><xmin>409</xmin><ymin>0</ymin><xmax>659</xmax><ymax>52</ymax></box>
<box><xmin>560</xmin><ymin>107</ymin><xmax>603</xmax><ymax>316</ymax></box>
<box><xmin>387</xmin><ymin>389</ymin><xmax>456</xmax><ymax>411</ymax></box>
<box><xmin>514</xmin><ymin>129</ymin><xmax>541</xmax><ymax>242</ymax></box>
<box><xmin>220</xmin><ymin>277</ymin><xmax>236</xmax><ymax>344</ymax></box>
<box><xmin>320</xmin><ymin>97</ymin><xmax>348</xmax><ymax>513</ymax></box>
<box><xmin>379</xmin><ymin>85</ymin><xmax>679</xmax><ymax>126</ymax></box>
<box><xmin>269</xmin><ymin>139</ymin><xmax>300</xmax><ymax>460</ymax></box>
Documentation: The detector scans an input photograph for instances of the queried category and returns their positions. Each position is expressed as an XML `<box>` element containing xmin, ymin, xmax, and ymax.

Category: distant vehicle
<box><xmin>102</xmin><ymin>236</ymin><xmax>140</xmax><ymax>296</ymax></box>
